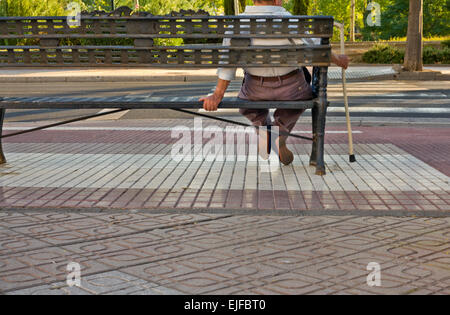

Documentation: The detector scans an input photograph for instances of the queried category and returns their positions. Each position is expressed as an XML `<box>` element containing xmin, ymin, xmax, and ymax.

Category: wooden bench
<box><xmin>0</xmin><ymin>8</ymin><xmax>333</xmax><ymax>175</ymax></box>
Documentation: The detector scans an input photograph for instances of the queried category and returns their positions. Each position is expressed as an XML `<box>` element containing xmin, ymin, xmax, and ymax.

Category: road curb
<box><xmin>2</xmin><ymin>206</ymin><xmax>448</xmax><ymax>218</ymax></box>
<box><xmin>393</xmin><ymin>71</ymin><xmax>450</xmax><ymax>81</ymax></box>
<box><xmin>0</xmin><ymin>75</ymin><xmax>224</xmax><ymax>83</ymax></box>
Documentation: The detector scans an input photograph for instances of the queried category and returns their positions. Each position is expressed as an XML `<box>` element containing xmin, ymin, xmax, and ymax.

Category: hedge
<box><xmin>362</xmin><ymin>43</ymin><xmax>450</xmax><ymax>64</ymax></box>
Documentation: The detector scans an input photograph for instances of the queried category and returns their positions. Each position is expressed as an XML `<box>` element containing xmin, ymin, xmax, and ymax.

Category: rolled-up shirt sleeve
<box><xmin>302</xmin><ymin>37</ymin><xmax>321</xmax><ymax>46</ymax></box>
<box><xmin>217</xmin><ymin>67</ymin><xmax>237</xmax><ymax>81</ymax></box>
<box><xmin>216</xmin><ymin>37</ymin><xmax>237</xmax><ymax>81</ymax></box>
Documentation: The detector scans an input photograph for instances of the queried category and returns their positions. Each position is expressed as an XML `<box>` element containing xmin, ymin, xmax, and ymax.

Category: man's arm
<box><xmin>332</xmin><ymin>53</ymin><xmax>349</xmax><ymax>69</ymax></box>
<box><xmin>199</xmin><ymin>35</ymin><xmax>235</xmax><ymax>112</ymax></box>
<box><xmin>302</xmin><ymin>37</ymin><xmax>349</xmax><ymax>69</ymax></box>
<box><xmin>200</xmin><ymin>54</ymin><xmax>350</xmax><ymax>112</ymax></box>
<box><xmin>199</xmin><ymin>79</ymin><xmax>230</xmax><ymax>112</ymax></box>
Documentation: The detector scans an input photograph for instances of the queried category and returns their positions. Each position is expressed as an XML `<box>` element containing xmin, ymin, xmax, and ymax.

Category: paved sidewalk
<box><xmin>1</xmin><ymin>211</ymin><xmax>449</xmax><ymax>295</ymax></box>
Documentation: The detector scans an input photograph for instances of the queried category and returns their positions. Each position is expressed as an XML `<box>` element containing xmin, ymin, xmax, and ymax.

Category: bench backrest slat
<box><xmin>0</xmin><ymin>13</ymin><xmax>333</xmax><ymax>68</ymax></box>
<box><xmin>0</xmin><ymin>45</ymin><xmax>331</xmax><ymax>67</ymax></box>
<box><xmin>0</xmin><ymin>15</ymin><xmax>333</xmax><ymax>39</ymax></box>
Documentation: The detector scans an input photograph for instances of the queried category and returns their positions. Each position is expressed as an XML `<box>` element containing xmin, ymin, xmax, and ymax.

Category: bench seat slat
<box><xmin>0</xmin><ymin>96</ymin><xmax>316</xmax><ymax>110</ymax></box>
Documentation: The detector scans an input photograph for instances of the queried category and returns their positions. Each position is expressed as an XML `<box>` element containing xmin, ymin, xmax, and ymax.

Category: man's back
<box><xmin>218</xmin><ymin>5</ymin><xmax>319</xmax><ymax>80</ymax></box>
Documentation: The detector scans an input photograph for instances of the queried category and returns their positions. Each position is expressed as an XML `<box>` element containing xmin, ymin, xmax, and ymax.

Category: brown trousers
<box><xmin>238</xmin><ymin>70</ymin><xmax>313</xmax><ymax>134</ymax></box>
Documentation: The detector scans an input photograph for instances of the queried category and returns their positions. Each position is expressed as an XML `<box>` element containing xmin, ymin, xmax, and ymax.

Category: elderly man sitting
<box><xmin>200</xmin><ymin>0</ymin><xmax>349</xmax><ymax>166</ymax></box>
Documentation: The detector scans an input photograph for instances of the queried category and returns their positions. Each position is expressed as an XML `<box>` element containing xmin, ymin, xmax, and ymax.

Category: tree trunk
<box><xmin>292</xmin><ymin>0</ymin><xmax>310</xmax><ymax>15</ymax></box>
<box><xmin>225</xmin><ymin>0</ymin><xmax>246</xmax><ymax>15</ymax></box>
<box><xmin>239</xmin><ymin>0</ymin><xmax>246</xmax><ymax>13</ymax></box>
<box><xmin>224</xmin><ymin>0</ymin><xmax>234</xmax><ymax>15</ymax></box>
<box><xmin>350</xmin><ymin>0</ymin><xmax>356</xmax><ymax>41</ymax></box>
<box><xmin>403</xmin><ymin>0</ymin><xmax>423</xmax><ymax>71</ymax></box>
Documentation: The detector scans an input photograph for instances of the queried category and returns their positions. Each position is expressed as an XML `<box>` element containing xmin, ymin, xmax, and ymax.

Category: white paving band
<box><xmin>0</xmin><ymin>144</ymin><xmax>448</xmax><ymax>192</ymax></box>
<box><xmin>327</xmin><ymin>107</ymin><xmax>450</xmax><ymax>114</ymax></box>
<box><xmin>2</xmin><ymin>126</ymin><xmax>362</xmax><ymax>134</ymax></box>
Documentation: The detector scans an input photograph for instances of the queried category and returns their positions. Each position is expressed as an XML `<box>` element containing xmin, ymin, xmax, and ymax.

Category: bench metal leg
<box><xmin>0</xmin><ymin>109</ymin><xmax>5</xmax><ymax>164</ymax></box>
<box><xmin>309</xmin><ymin>105</ymin><xmax>318</xmax><ymax>166</ymax></box>
<box><xmin>315</xmin><ymin>67</ymin><xmax>328</xmax><ymax>176</ymax></box>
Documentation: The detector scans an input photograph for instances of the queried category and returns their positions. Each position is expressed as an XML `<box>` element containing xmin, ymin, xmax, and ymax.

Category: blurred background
<box><xmin>0</xmin><ymin>0</ymin><xmax>449</xmax><ymax>64</ymax></box>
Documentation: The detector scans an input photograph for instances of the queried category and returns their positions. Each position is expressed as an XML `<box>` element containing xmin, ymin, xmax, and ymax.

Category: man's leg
<box><xmin>273</xmin><ymin>108</ymin><xmax>305</xmax><ymax>165</ymax></box>
<box><xmin>239</xmin><ymin>108</ymin><xmax>271</xmax><ymax>159</ymax></box>
<box><xmin>239</xmin><ymin>108</ymin><xmax>270</xmax><ymax>128</ymax></box>
<box><xmin>273</xmin><ymin>108</ymin><xmax>305</xmax><ymax>135</ymax></box>
<box><xmin>238</xmin><ymin>71</ymin><xmax>309</xmax><ymax>163</ymax></box>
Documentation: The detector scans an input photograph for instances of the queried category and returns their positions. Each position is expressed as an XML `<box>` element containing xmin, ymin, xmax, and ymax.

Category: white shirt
<box><xmin>217</xmin><ymin>6</ymin><xmax>320</xmax><ymax>81</ymax></box>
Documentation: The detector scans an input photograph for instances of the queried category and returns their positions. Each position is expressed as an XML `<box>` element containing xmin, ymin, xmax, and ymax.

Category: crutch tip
<box><xmin>349</xmin><ymin>155</ymin><xmax>356</xmax><ymax>163</ymax></box>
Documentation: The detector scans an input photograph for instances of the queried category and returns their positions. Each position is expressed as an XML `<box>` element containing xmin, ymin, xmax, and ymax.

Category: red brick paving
<box><xmin>0</xmin><ymin>187</ymin><xmax>448</xmax><ymax>212</ymax></box>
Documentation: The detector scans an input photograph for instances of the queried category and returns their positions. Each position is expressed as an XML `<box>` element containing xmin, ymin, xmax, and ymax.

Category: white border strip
<box><xmin>2</xmin><ymin>126</ymin><xmax>363</xmax><ymax>134</ymax></box>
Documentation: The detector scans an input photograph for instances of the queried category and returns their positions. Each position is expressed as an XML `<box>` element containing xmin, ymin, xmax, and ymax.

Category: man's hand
<box><xmin>199</xmin><ymin>93</ymin><xmax>223</xmax><ymax>112</ymax></box>
<box><xmin>332</xmin><ymin>54</ymin><xmax>350</xmax><ymax>70</ymax></box>
<box><xmin>199</xmin><ymin>79</ymin><xmax>230</xmax><ymax>112</ymax></box>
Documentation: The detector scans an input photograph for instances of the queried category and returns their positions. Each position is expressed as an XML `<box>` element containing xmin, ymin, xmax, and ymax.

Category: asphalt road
<box><xmin>1</xmin><ymin>80</ymin><xmax>449</xmax><ymax>122</ymax></box>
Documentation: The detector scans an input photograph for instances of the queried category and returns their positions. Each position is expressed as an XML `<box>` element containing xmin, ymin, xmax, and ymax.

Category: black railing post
<box><xmin>314</xmin><ymin>39</ymin><xmax>330</xmax><ymax>176</ymax></box>
<box><xmin>0</xmin><ymin>109</ymin><xmax>6</xmax><ymax>164</ymax></box>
